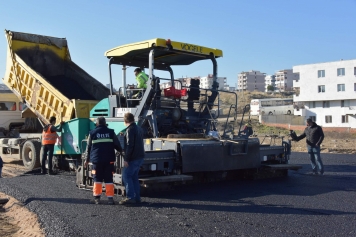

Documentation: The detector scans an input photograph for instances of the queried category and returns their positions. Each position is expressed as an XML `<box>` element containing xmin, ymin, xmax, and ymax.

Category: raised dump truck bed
<box><xmin>3</xmin><ymin>30</ymin><xmax>109</xmax><ymax>125</ymax></box>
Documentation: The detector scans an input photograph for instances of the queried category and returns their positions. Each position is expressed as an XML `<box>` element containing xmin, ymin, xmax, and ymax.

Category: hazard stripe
<box><xmin>92</xmin><ymin>139</ymin><xmax>113</xmax><ymax>143</ymax></box>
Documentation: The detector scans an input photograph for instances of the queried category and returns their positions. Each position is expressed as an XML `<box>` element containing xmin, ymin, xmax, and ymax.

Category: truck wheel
<box><xmin>22</xmin><ymin>140</ymin><xmax>41</xmax><ymax>171</ymax></box>
<box><xmin>287</xmin><ymin>110</ymin><xmax>291</xmax><ymax>115</ymax></box>
<box><xmin>268</xmin><ymin>112</ymin><xmax>273</xmax><ymax>115</ymax></box>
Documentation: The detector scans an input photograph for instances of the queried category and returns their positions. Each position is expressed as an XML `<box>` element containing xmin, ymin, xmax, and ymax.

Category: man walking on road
<box><xmin>41</xmin><ymin>116</ymin><xmax>64</xmax><ymax>175</ymax></box>
<box><xmin>119</xmin><ymin>112</ymin><xmax>145</xmax><ymax>205</ymax></box>
<box><xmin>293</xmin><ymin>118</ymin><xmax>325</xmax><ymax>175</ymax></box>
<box><xmin>85</xmin><ymin>117</ymin><xmax>123</xmax><ymax>205</ymax></box>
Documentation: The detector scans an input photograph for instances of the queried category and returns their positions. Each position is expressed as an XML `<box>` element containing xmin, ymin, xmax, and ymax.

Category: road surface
<box><xmin>0</xmin><ymin>152</ymin><xmax>355</xmax><ymax>237</ymax></box>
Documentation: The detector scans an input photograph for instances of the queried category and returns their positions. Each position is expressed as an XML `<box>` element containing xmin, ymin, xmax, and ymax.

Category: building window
<box><xmin>325</xmin><ymin>115</ymin><xmax>332</xmax><ymax>123</ymax></box>
<box><xmin>342</xmin><ymin>115</ymin><xmax>349</xmax><ymax>123</ymax></box>
<box><xmin>323</xmin><ymin>101</ymin><xmax>330</xmax><ymax>108</ymax></box>
<box><xmin>337</xmin><ymin>84</ymin><xmax>345</xmax><ymax>92</ymax></box>
<box><xmin>354</xmin><ymin>83</ymin><xmax>356</xmax><ymax>91</ymax></box>
<box><xmin>310</xmin><ymin>101</ymin><xmax>316</xmax><ymax>108</ymax></box>
<box><xmin>318</xmin><ymin>85</ymin><xmax>325</xmax><ymax>93</ymax></box>
<box><xmin>341</xmin><ymin>100</ymin><xmax>350</xmax><ymax>107</ymax></box>
<box><xmin>318</xmin><ymin>70</ymin><xmax>325</xmax><ymax>78</ymax></box>
<box><xmin>337</xmin><ymin>68</ymin><xmax>345</xmax><ymax>76</ymax></box>
<box><xmin>354</xmin><ymin>67</ymin><xmax>356</xmax><ymax>75</ymax></box>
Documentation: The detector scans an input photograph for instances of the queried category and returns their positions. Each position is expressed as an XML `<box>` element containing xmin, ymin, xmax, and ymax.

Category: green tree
<box><xmin>267</xmin><ymin>85</ymin><xmax>274</xmax><ymax>91</ymax></box>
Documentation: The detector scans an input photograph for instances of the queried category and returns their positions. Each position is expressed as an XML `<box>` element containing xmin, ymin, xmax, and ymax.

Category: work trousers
<box><xmin>92</xmin><ymin>163</ymin><xmax>115</xmax><ymax>198</ymax></box>
<box><xmin>307</xmin><ymin>145</ymin><xmax>324</xmax><ymax>173</ymax></box>
<box><xmin>123</xmin><ymin>158</ymin><xmax>144</xmax><ymax>201</ymax></box>
<box><xmin>41</xmin><ymin>144</ymin><xmax>54</xmax><ymax>171</ymax></box>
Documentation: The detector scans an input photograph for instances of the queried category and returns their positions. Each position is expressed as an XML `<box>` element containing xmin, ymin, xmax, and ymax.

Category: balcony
<box><xmin>341</xmin><ymin>107</ymin><xmax>356</xmax><ymax>115</ymax></box>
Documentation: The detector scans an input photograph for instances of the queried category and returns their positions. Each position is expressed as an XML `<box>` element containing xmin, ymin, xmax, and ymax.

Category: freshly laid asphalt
<box><xmin>1</xmin><ymin>152</ymin><xmax>355</xmax><ymax>237</ymax></box>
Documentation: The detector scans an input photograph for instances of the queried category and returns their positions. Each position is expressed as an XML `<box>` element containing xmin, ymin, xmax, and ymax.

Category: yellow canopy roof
<box><xmin>105</xmin><ymin>38</ymin><xmax>223</xmax><ymax>69</ymax></box>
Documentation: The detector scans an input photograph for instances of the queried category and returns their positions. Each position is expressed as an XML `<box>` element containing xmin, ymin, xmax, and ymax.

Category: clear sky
<box><xmin>0</xmin><ymin>0</ymin><xmax>355</xmax><ymax>89</ymax></box>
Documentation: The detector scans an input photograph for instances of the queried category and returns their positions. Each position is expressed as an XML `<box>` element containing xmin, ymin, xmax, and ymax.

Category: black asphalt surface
<box><xmin>1</xmin><ymin>152</ymin><xmax>355</xmax><ymax>237</ymax></box>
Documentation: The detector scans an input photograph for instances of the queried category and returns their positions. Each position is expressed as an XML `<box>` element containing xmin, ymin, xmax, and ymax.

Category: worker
<box><xmin>293</xmin><ymin>118</ymin><xmax>325</xmax><ymax>175</ymax></box>
<box><xmin>241</xmin><ymin>120</ymin><xmax>253</xmax><ymax>138</ymax></box>
<box><xmin>132</xmin><ymin>68</ymin><xmax>148</xmax><ymax>99</ymax></box>
<box><xmin>85</xmin><ymin>117</ymin><xmax>123</xmax><ymax>205</ymax></box>
<box><xmin>119</xmin><ymin>112</ymin><xmax>145</xmax><ymax>205</ymax></box>
<box><xmin>41</xmin><ymin>116</ymin><xmax>64</xmax><ymax>175</ymax></box>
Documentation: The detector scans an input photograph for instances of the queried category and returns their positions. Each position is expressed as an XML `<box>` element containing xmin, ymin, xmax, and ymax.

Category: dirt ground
<box><xmin>259</xmin><ymin>132</ymin><xmax>356</xmax><ymax>154</ymax></box>
<box><xmin>0</xmin><ymin>158</ymin><xmax>44</xmax><ymax>237</ymax></box>
<box><xmin>0</xmin><ymin>131</ymin><xmax>355</xmax><ymax>237</ymax></box>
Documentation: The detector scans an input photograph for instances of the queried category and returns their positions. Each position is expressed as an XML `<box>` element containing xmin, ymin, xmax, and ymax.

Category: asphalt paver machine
<box><xmin>76</xmin><ymin>38</ymin><xmax>301</xmax><ymax>194</ymax></box>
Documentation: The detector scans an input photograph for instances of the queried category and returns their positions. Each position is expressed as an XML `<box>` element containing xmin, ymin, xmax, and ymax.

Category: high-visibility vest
<box><xmin>42</xmin><ymin>125</ymin><xmax>58</xmax><ymax>145</ymax></box>
<box><xmin>136</xmin><ymin>72</ymin><xmax>148</xmax><ymax>89</ymax></box>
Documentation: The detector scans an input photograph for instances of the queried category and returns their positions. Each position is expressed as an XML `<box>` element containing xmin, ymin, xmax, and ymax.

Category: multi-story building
<box><xmin>265</xmin><ymin>75</ymin><xmax>276</xmax><ymax>92</ymax></box>
<box><xmin>200</xmin><ymin>74</ymin><xmax>227</xmax><ymax>90</ymax></box>
<box><xmin>293</xmin><ymin>59</ymin><xmax>356</xmax><ymax>128</ymax></box>
<box><xmin>274</xmin><ymin>69</ymin><xmax>299</xmax><ymax>92</ymax></box>
<box><xmin>237</xmin><ymin>70</ymin><xmax>265</xmax><ymax>92</ymax></box>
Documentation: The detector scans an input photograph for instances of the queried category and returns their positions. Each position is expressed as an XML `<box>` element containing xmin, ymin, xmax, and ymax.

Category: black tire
<box><xmin>268</xmin><ymin>112</ymin><xmax>273</xmax><ymax>115</ymax></box>
<box><xmin>287</xmin><ymin>110</ymin><xmax>291</xmax><ymax>115</ymax></box>
<box><xmin>22</xmin><ymin>140</ymin><xmax>41</xmax><ymax>171</ymax></box>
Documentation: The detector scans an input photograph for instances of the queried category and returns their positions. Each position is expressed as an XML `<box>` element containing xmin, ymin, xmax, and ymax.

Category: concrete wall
<box><xmin>260</xmin><ymin>115</ymin><xmax>305</xmax><ymax>125</ymax></box>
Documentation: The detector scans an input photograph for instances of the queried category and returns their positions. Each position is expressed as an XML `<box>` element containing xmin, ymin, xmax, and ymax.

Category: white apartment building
<box><xmin>265</xmin><ymin>75</ymin><xmax>276</xmax><ymax>92</ymax></box>
<box><xmin>237</xmin><ymin>70</ymin><xmax>265</xmax><ymax>92</ymax></box>
<box><xmin>293</xmin><ymin>59</ymin><xmax>356</xmax><ymax>128</ymax></box>
<box><xmin>200</xmin><ymin>74</ymin><xmax>226</xmax><ymax>90</ymax></box>
<box><xmin>274</xmin><ymin>69</ymin><xmax>299</xmax><ymax>92</ymax></box>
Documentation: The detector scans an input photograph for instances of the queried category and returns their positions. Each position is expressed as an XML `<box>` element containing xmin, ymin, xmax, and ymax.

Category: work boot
<box><xmin>41</xmin><ymin>169</ymin><xmax>47</xmax><ymax>175</ymax></box>
<box><xmin>90</xmin><ymin>197</ymin><xmax>100</xmax><ymax>205</ymax></box>
<box><xmin>107</xmin><ymin>198</ymin><xmax>115</xmax><ymax>205</ymax></box>
<box><xmin>119</xmin><ymin>198</ymin><xmax>136</xmax><ymax>205</ymax></box>
<box><xmin>48</xmin><ymin>170</ymin><xmax>55</xmax><ymax>175</ymax></box>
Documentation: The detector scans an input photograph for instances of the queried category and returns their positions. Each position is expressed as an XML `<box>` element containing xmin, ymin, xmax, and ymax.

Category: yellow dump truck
<box><xmin>0</xmin><ymin>30</ymin><xmax>110</xmax><ymax>170</ymax></box>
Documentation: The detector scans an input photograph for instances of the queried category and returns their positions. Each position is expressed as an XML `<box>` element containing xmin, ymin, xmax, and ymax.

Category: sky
<box><xmin>0</xmin><ymin>0</ymin><xmax>355</xmax><ymax>89</ymax></box>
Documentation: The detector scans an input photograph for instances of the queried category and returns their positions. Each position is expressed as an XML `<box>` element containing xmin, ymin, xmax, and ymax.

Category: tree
<box><xmin>267</xmin><ymin>85</ymin><xmax>274</xmax><ymax>92</ymax></box>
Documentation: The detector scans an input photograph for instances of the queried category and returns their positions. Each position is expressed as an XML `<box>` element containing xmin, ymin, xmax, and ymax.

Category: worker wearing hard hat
<box><xmin>85</xmin><ymin>117</ymin><xmax>123</xmax><ymax>205</ymax></box>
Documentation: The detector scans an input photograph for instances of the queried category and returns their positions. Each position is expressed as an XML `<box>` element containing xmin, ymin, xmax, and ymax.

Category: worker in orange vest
<box><xmin>41</xmin><ymin>116</ymin><xmax>64</xmax><ymax>175</ymax></box>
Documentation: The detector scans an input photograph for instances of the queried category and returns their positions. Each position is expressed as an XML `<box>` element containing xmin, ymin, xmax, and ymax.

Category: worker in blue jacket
<box><xmin>85</xmin><ymin>117</ymin><xmax>123</xmax><ymax>205</ymax></box>
<box><xmin>119</xmin><ymin>112</ymin><xmax>145</xmax><ymax>205</ymax></box>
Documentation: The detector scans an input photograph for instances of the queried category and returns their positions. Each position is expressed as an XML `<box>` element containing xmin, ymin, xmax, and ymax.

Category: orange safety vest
<box><xmin>42</xmin><ymin>125</ymin><xmax>58</xmax><ymax>145</ymax></box>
